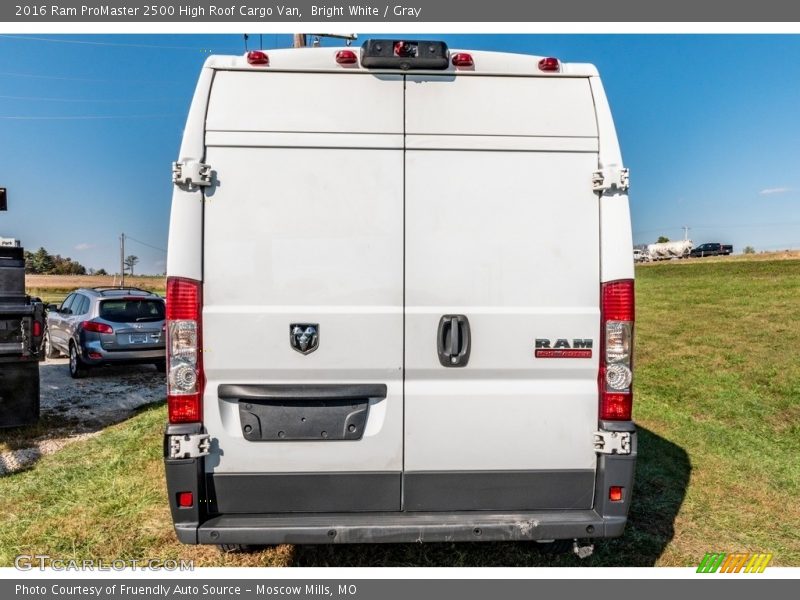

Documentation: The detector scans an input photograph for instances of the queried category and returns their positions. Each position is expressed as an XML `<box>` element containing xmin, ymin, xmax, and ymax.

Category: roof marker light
<box><xmin>451</xmin><ymin>53</ymin><xmax>474</xmax><ymax>68</ymax></box>
<box><xmin>335</xmin><ymin>49</ymin><xmax>358</xmax><ymax>65</ymax></box>
<box><xmin>538</xmin><ymin>57</ymin><xmax>560</xmax><ymax>72</ymax></box>
<box><xmin>394</xmin><ymin>41</ymin><xmax>415</xmax><ymax>57</ymax></box>
<box><xmin>246</xmin><ymin>50</ymin><xmax>269</xmax><ymax>66</ymax></box>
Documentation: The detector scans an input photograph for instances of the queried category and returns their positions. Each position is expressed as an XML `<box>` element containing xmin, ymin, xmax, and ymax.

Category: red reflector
<box><xmin>32</xmin><ymin>321</ymin><xmax>42</xmax><ymax>337</ymax></box>
<box><xmin>451</xmin><ymin>53</ymin><xmax>474</xmax><ymax>67</ymax></box>
<box><xmin>600</xmin><ymin>390</ymin><xmax>632</xmax><ymax>421</ymax></box>
<box><xmin>168</xmin><ymin>393</ymin><xmax>201</xmax><ymax>424</ymax></box>
<box><xmin>246</xmin><ymin>50</ymin><xmax>269</xmax><ymax>66</ymax></box>
<box><xmin>336</xmin><ymin>49</ymin><xmax>358</xmax><ymax>65</ymax></box>
<box><xmin>609</xmin><ymin>486</ymin><xmax>624</xmax><ymax>502</ymax></box>
<box><xmin>602</xmin><ymin>280</ymin><xmax>635</xmax><ymax>322</ymax></box>
<box><xmin>166</xmin><ymin>277</ymin><xmax>201</xmax><ymax>320</ymax></box>
<box><xmin>177</xmin><ymin>491</ymin><xmax>193</xmax><ymax>508</ymax></box>
<box><xmin>81</xmin><ymin>321</ymin><xmax>113</xmax><ymax>334</ymax></box>
<box><xmin>538</xmin><ymin>57</ymin><xmax>560</xmax><ymax>72</ymax></box>
<box><xmin>88</xmin><ymin>352</ymin><xmax>103</xmax><ymax>359</ymax></box>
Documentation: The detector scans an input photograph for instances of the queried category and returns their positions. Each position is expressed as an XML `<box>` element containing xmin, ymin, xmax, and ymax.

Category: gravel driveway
<box><xmin>0</xmin><ymin>358</ymin><xmax>165</xmax><ymax>475</ymax></box>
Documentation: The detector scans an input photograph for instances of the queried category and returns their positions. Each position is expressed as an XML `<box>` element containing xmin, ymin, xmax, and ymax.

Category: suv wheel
<box><xmin>69</xmin><ymin>343</ymin><xmax>89</xmax><ymax>379</ymax></box>
<box><xmin>44</xmin><ymin>330</ymin><xmax>59</xmax><ymax>359</ymax></box>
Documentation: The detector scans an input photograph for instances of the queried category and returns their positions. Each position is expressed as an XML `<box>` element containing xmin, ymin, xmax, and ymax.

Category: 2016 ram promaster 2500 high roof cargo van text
<box><xmin>164</xmin><ymin>40</ymin><xmax>636</xmax><ymax>553</ymax></box>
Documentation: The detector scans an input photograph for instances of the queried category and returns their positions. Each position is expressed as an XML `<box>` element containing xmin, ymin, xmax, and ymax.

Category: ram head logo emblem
<box><xmin>290</xmin><ymin>324</ymin><xmax>319</xmax><ymax>355</ymax></box>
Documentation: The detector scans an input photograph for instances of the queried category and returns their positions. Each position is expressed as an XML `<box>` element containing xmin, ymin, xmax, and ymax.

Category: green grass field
<box><xmin>2</xmin><ymin>258</ymin><xmax>798</xmax><ymax>566</ymax></box>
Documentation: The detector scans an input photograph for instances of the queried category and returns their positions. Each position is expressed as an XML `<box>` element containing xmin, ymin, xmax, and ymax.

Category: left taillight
<box><xmin>166</xmin><ymin>277</ymin><xmax>203</xmax><ymax>424</ymax></box>
<box><xmin>81</xmin><ymin>321</ymin><xmax>113</xmax><ymax>334</ymax></box>
<box><xmin>599</xmin><ymin>279</ymin><xmax>635</xmax><ymax>421</ymax></box>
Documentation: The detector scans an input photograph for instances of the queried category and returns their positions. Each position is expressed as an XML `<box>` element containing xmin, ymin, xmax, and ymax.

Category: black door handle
<box><xmin>437</xmin><ymin>314</ymin><xmax>471</xmax><ymax>367</ymax></box>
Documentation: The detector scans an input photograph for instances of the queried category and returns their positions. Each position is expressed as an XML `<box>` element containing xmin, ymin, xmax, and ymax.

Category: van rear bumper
<box><xmin>182</xmin><ymin>510</ymin><xmax>626</xmax><ymax>545</ymax></box>
<box><xmin>165</xmin><ymin>425</ymin><xmax>637</xmax><ymax>545</ymax></box>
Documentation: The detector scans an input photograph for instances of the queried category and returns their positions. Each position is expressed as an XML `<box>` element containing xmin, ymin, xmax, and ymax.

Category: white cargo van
<box><xmin>164</xmin><ymin>40</ymin><xmax>636</xmax><ymax>551</ymax></box>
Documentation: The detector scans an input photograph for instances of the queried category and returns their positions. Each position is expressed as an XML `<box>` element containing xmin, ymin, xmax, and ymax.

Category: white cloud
<box><xmin>759</xmin><ymin>187</ymin><xmax>791</xmax><ymax>195</ymax></box>
<box><xmin>74</xmin><ymin>243</ymin><xmax>93</xmax><ymax>251</ymax></box>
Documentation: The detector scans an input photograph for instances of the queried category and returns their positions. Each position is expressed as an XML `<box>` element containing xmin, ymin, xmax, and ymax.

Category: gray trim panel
<box><xmin>207</xmin><ymin>472</ymin><xmax>401</xmax><ymax>513</ymax></box>
<box><xmin>403</xmin><ymin>470</ymin><xmax>595</xmax><ymax>511</ymax></box>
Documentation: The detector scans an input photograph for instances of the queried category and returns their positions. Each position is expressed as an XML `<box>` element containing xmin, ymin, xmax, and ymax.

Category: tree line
<box><xmin>23</xmin><ymin>247</ymin><xmax>99</xmax><ymax>275</ymax></box>
<box><xmin>23</xmin><ymin>247</ymin><xmax>142</xmax><ymax>275</ymax></box>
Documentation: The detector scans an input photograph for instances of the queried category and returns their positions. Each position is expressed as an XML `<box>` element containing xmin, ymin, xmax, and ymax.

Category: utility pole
<box><xmin>293</xmin><ymin>34</ymin><xmax>306</xmax><ymax>48</ymax></box>
<box><xmin>682</xmin><ymin>225</ymin><xmax>690</xmax><ymax>241</ymax></box>
<box><xmin>120</xmin><ymin>233</ymin><xmax>125</xmax><ymax>288</ymax></box>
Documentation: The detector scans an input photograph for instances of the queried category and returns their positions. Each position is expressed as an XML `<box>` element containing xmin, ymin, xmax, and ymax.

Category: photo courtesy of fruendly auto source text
<box><xmin>0</xmin><ymin>1</ymin><xmax>798</xmax><ymax>598</ymax></box>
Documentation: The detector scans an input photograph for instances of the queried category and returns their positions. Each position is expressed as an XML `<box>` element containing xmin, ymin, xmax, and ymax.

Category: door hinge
<box><xmin>593</xmin><ymin>430</ymin><xmax>631</xmax><ymax>455</ymax></box>
<box><xmin>168</xmin><ymin>433</ymin><xmax>211</xmax><ymax>459</ymax></box>
<box><xmin>172</xmin><ymin>160</ymin><xmax>213</xmax><ymax>188</ymax></box>
<box><xmin>592</xmin><ymin>167</ymin><xmax>629</xmax><ymax>194</ymax></box>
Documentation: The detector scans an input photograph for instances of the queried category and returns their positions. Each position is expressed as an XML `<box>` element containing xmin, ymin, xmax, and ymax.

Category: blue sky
<box><xmin>1</xmin><ymin>34</ymin><xmax>799</xmax><ymax>273</ymax></box>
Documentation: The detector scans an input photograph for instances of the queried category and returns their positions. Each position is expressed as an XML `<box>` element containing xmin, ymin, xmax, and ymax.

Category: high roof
<box><xmin>202</xmin><ymin>46</ymin><xmax>599</xmax><ymax>77</ymax></box>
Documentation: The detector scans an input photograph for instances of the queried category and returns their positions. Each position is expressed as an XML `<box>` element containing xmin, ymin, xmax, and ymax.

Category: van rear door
<box><xmin>201</xmin><ymin>71</ymin><xmax>405</xmax><ymax>513</ymax></box>
<box><xmin>403</xmin><ymin>74</ymin><xmax>601</xmax><ymax>510</ymax></box>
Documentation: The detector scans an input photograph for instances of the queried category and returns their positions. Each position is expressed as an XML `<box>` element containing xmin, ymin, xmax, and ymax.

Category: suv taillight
<box><xmin>599</xmin><ymin>279</ymin><xmax>635</xmax><ymax>420</ymax></box>
<box><xmin>81</xmin><ymin>320</ymin><xmax>114</xmax><ymax>334</ymax></box>
<box><xmin>166</xmin><ymin>277</ymin><xmax>203</xmax><ymax>423</ymax></box>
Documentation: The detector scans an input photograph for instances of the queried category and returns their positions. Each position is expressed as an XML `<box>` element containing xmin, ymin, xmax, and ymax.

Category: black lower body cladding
<box><xmin>164</xmin><ymin>427</ymin><xmax>637</xmax><ymax>545</ymax></box>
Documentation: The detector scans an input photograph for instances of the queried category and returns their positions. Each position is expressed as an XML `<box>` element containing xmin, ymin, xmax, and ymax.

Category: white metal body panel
<box><xmin>406</xmin><ymin>135</ymin><xmax>598</xmax><ymax>153</ymax></box>
<box><xmin>406</xmin><ymin>75</ymin><xmax>598</xmax><ymax>137</ymax></box>
<box><xmin>404</xmin><ymin>148</ymin><xmax>600</xmax><ymax>471</ymax></box>
<box><xmin>590</xmin><ymin>76</ymin><xmax>635</xmax><ymax>283</ymax></box>
<box><xmin>167</xmin><ymin>67</ymin><xmax>213</xmax><ymax>282</ymax></box>
<box><xmin>200</xmin><ymin>72</ymin><xmax>405</xmax><ymax>473</ymax></box>
<box><xmin>206</xmin><ymin>71</ymin><xmax>403</xmax><ymax>134</ymax></box>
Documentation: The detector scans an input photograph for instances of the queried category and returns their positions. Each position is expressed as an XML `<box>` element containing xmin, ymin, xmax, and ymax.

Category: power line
<box><xmin>0</xmin><ymin>70</ymin><xmax>185</xmax><ymax>84</ymax></box>
<box><xmin>125</xmin><ymin>235</ymin><xmax>167</xmax><ymax>254</ymax></box>
<box><xmin>0</xmin><ymin>94</ymin><xmax>180</xmax><ymax>104</ymax></box>
<box><xmin>0</xmin><ymin>34</ymin><xmax>239</xmax><ymax>52</ymax></box>
<box><xmin>634</xmin><ymin>221</ymin><xmax>800</xmax><ymax>235</ymax></box>
<box><xmin>0</xmin><ymin>114</ymin><xmax>182</xmax><ymax>120</ymax></box>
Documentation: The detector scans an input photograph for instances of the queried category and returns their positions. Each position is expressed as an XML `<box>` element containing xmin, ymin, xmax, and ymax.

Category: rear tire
<box><xmin>217</xmin><ymin>544</ymin><xmax>258</xmax><ymax>553</ymax></box>
<box><xmin>44</xmin><ymin>331</ymin><xmax>59</xmax><ymax>358</ymax></box>
<box><xmin>69</xmin><ymin>343</ymin><xmax>89</xmax><ymax>379</ymax></box>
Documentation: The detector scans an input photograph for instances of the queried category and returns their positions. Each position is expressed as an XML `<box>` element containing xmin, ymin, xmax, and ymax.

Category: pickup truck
<box><xmin>689</xmin><ymin>243</ymin><xmax>733</xmax><ymax>258</ymax></box>
<box><xmin>0</xmin><ymin>245</ymin><xmax>45</xmax><ymax>428</ymax></box>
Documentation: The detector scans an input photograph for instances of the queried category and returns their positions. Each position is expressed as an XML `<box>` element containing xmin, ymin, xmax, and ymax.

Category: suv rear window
<box><xmin>100</xmin><ymin>299</ymin><xmax>165</xmax><ymax>323</ymax></box>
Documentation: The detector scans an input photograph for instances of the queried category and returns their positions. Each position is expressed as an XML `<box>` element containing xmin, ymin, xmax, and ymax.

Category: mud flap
<box><xmin>0</xmin><ymin>361</ymin><xmax>40</xmax><ymax>428</ymax></box>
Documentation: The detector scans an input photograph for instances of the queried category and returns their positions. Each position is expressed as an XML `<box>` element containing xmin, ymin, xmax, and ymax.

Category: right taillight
<box><xmin>599</xmin><ymin>279</ymin><xmax>635</xmax><ymax>420</ymax></box>
<box><xmin>166</xmin><ymin>277</ymin><xmax>203</xmax><ymax>424</ymax></box>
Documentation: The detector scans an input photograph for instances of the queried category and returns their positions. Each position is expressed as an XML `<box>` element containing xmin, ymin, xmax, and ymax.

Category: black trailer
<box><xmin>0</xmin><ymin>245</ymin><xmax>45</xmax><ymax>428</ymax></box>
